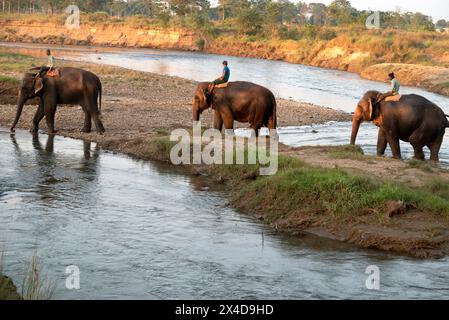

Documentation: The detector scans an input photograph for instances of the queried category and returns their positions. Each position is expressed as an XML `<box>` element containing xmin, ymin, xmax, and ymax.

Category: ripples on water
<box><xmin>1</xmin><ymin>129</ymin><xmax>449</xmax><ymax>299</ymax></box>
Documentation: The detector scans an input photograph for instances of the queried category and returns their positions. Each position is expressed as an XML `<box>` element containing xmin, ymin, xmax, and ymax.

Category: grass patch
<box><xmin>0</xmin><ymin>74</ymin><xmax>20</xmax><ymax>85</ymax></box>
<box><xmin>21</xmin><ymin>252</ymin><xmax>55</xmax><ymax>300</ymax></box>
<box><xmin>146</xmin><ymin>136</ymin><xmax>449</xmax><ymax>220</ymax></box>
<box><xmin>407</xmin><ymin>159</ymin><xmax>435</xmax><ymax>172</ymax></box>
<box><xmin>0</xmin><ymin>52</ymin><xmax>43</xmax><ymax>72</ymax></box>
<box><xmin>212</xmin><ymin>153</ymin><xmax>449</xmax><ymax>223</ymax></box>
<box><xmin>326</xmin><ymin>145</ymin><xmax>366</xmax><ymax>160</ymax></box>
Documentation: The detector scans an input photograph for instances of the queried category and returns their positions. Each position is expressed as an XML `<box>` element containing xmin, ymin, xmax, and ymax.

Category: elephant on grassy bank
<box><xmin>11</xmin><ymin>67</ymin><xmax>105</xmax><ymax>134</ymax></box>
<box><xmin>192</xmin><ymin>81</ymin><xmax>277</xmax><ymax>135</ymax></box>
<box><xmin>350</xmin><ymin>90</ymin><xmax>449</xmax><ymax>161</ymax></box>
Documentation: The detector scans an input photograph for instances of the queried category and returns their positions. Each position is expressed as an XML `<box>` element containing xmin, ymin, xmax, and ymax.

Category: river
<box><xmin>1</xmin><ymin>128</ymin><xmax>449</xmax><ymax>299</ymax></box>
<box><xmin>1</xmin><ymin>42</ymin><xmax>449</xmax><ymax>113</ymax></box>
<box><xmin>4</xmin><ymin>42</ymin><xmax>449</xmax><ymax>164</ymax></box>
<box><xmin>2</xmin><ymin>44</ymin><xmax>449</xmax><ymax>299</ymax></box>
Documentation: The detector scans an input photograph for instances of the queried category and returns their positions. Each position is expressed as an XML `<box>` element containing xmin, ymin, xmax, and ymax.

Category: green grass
<box><xmin>0</xmin><ymin>52</ymin><xmax>43</xmax><ymax>72</ymax></box>
<box><xmin>212</xmin><ymin>153</ymin><xmax>449</xmax><ymax>222</ymax></box>
<box><xmin>0</xmin><ymin>74</ymin><xmax>19</xmax><ymax>85</ymax></box>
<box><xmin>407</xmin><ymin>159</ymin><xmax>436</xmax><ymax>172</ymax></box>
<box><xmin>144</xmin><ymin>135</ymin><xmax>449</xmax><ymax>220</ymax></box>
<box><xmin>325</xmin><ymin>145</ymin><xmax>367</xmax><ymax>160</ymax></box>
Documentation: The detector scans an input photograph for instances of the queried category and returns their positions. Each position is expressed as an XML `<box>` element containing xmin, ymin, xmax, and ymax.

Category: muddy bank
<box><xmin>362</xmin><ymin>63</ymin><xmax>449</xmax><ymax>97</ymax></box>
<box><xmin>2</xmin><ymin>57</ymin><xmax>449</xmax><ymax>259</ymax></box>
<box><xmin>1</xmin><ymin>17</ymin><xmax>449</xmax><ymax>97</ymax></box>
<box><xmin>0</xmin><ymin>276</ymin><xmax>21</xmax><ymax>300</ymax></box>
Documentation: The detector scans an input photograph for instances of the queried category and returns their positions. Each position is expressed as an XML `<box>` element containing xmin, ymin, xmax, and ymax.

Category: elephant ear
<box><xmin>369</xmin><ymin>97</ymin><xmax>380</xmax><ymax>121</ymax></box>
<box><xmin>203</xmin><ymin>89</ymin><xmax>212</xmax><ymax>106</ymax></box>
<box><xmin>34</xmin><ymin>77</ymin><xmax>44</xmax><ymax>94</ymax></box>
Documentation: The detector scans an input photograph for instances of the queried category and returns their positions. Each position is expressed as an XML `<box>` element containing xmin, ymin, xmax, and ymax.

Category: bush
<box><xmin>196</xmin><ymin>39</ymin><xmax>206</xmax><ymax>50</ymax></box>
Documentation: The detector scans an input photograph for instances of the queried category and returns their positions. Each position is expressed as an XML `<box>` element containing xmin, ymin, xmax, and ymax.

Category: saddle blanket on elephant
<box><xmin>215</xmin><ymin>82</ymin><xmax>229</xmax><ymax>89</ymax></box>
<box><xmin>385</xmin><ymin>94</ymin><xmax>402</xmax><ymax>102</ymax></box>
<box><xmin>46</xmin><ymin>69</ymin><xmax>61</xmax><ymax>78</ymax></box>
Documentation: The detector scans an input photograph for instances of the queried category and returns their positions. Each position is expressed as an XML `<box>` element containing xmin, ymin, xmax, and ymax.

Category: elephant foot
<box><xmin>82</xmin><ymin>128</ymin><xmax>92</xmax><ymax>133</ymax></box>
<box><xmin>430</xmin><ymin>157</ymin><xmax>439</xmax><ymax>163</ymax></box>
<box><xmin>96</xmin><ymin>127</ymin><xmax>106</xmax><ymax>135</ymax></box>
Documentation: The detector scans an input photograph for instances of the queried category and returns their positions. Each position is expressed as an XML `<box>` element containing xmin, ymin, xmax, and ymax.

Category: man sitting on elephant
<box><xmin>378</xmin><ymin>72</ymin><xmax>401</xmax><ymax>102</ymax></box>
<box><xmin>208</xmin><ymin>61</ymin><xmax>230</xmax><ymax>93</ymax></box>
<box><xmin>38</xmin><ymin>49</ymin><xmax>56</xmax><ymax>76</ymax></box>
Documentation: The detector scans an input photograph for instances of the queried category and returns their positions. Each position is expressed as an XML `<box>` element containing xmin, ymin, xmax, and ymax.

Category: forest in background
<box><xmin>0</xmin><ymin>0</ymin><xmax>447</xmax><ymax>36</ymax></box>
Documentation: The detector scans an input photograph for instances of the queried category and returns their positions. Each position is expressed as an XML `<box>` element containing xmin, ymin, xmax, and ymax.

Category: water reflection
<box><xmin>2</xmin><ymin>128</ymin><xmax>449</xmax><ymax>300</ymax></box>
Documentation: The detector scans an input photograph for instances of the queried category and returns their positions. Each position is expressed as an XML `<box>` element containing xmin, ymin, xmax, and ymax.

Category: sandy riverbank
<box><xmin>2</xmin><ymin>53</ymin><xmax>449</xmax><ymax>259</ymax></box>
<box><xmin>1</xmin><ymin>16</ymin><xmax>449</xmax><ymax>97</ymax></box>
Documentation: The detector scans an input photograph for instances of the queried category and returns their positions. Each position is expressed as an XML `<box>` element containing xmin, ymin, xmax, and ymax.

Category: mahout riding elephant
<box><xmin>350</xmin><ymin>90</ymin><xmax>449</xmax><ymax>161</ymax></box>
<box><xmin>192</xmin><ymin>81</ymin><xmax>277</xmax><ymax>135</ymax></box>
<box><xmin>10</xmin><ymin>67</ymin><xmax>105</xmax><ymax>134</ymax></box>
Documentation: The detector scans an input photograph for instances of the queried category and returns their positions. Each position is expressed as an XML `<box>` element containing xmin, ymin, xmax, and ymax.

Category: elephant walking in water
<box><xmin>351</xmin><ymin>90</ymin><xmax>449</xmax><ymax>161</ymax></box>
<box><xmin>192</xmin><ymin>81</ymin><xmax>277</xmax><ymax>135</ymax></box>
<box><xmin>11</xmin><ymin>67</ymin><xmax>105</xmax><ymax>134</ymax></box>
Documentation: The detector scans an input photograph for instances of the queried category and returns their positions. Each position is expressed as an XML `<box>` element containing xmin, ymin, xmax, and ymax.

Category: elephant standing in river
<box><xmin>11</xmin><ymin>67</ymin><xmax>105</xmax><ymax>134</ymax></box>
<box><xmin>192</xmin><ymin>81</ymin><xmax>277</xmax><ymax>135</ymax></box>
<box><xmin>350</xmin><ymin>90</ymin><xmax>449</xmax><ymax>161</ymax></box>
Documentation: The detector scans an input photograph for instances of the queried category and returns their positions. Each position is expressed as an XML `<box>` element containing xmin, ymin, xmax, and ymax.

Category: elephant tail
<box><xmin>98</xmin><ymin>82</ymin><xmax>102</xmax><ymax>114</ymax></box>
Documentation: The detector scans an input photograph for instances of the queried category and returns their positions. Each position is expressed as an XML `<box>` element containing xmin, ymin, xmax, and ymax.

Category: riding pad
<box><xmin>46</xmin><ymin>69</ymin><xmax>61</xmax><ymax>78</ymax></box>
<box><xmin>385</xmin><ymin>95</ymin><xmax>402</xmax><ymax>102</ymax></box>
<box><xmin>215</xmin><ymin>82</ymin><xmax>229</xmax><ymax>89</ymax></box>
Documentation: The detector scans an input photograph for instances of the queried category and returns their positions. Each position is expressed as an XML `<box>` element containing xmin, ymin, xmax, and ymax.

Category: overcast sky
<box><xmin>211</xmin><ymin>1</ymin><xmax>449</xmax><ymax>21</ymax></box>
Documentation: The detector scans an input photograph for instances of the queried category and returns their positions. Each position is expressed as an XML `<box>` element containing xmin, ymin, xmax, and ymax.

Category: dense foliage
<box><xmin>0</xmin><ymin>0</ymin><xmax>443</xmax><ymax>35</ymax></box>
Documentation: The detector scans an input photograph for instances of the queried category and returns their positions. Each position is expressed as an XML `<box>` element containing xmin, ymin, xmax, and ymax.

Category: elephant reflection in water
<box><xmin>10</xmin><ymin>133</ymin><xmax>101</xmax><ymax>205</ymax></box>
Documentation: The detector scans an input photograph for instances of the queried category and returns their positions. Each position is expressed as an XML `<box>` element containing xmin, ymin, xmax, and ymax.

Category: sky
<box><xmin>210</xmin><ymin>0</ymin><xmax>449</xmax><ymax>21</ymax></box>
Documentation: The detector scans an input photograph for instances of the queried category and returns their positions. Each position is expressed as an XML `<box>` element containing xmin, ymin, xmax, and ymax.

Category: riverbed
<box><xmin>2</xmin><ymin>128</ymin><xmax>449</xmax><ymax>299</ymax></box>
<box><xmin>1</xmin><ymin>42</ymin><xmax>449</xmax><ymax>113</ymax></box>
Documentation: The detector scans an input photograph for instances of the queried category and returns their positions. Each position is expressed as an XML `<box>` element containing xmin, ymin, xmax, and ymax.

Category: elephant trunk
<box><xmin>11</xmin><ymin>95</ymin><xmax>26</xmax><ymax>132</ymax></box>
<box><xmin>350</xmin><ymin>109</ymin><xmax>363</xmax><ymax>145</ymax></box>
<box><xmin>192</xmin><ymin>103</ymin><xmax>200</xmax><ymax>122</ymax></box>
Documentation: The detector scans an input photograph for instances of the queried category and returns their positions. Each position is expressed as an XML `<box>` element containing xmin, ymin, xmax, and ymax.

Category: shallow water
<box><xmin>2</xmin><ymin>42</ymin><xmax>449</xmax><ymax>113</ymax></box>
<box><xmin>235</xmin><ymin>121</ymin><xmax>449</xmax><ymax>167</ymax></box>
<box><xmin>1</xmin><ymin>129</ymin><xmax>449</xmax><ymax>300</ymax></box>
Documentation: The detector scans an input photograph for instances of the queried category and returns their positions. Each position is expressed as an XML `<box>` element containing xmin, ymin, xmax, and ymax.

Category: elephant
<box><xmin>350</xmin><ymin>90</ymin><xmax>449</xmax><ymax>161</ymax></box>
<box><xmin>10</xmin><ymin>67</ymin><xmax>105</xmax><ymax>134</ymax></box>
<box><xmin>192</xmin><ymin>81</ymin><xmax>277</xmax><ymax>135</ymax></box>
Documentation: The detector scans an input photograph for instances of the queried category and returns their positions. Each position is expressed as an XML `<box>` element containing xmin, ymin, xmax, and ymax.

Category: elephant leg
<box><xmin>82</xmin><ymin>105</ymin><xmax>92</xmax><ymax>133</ymax></box>
<box><xmin>32</xmin><ymin>100</ymin><xmax>45</xmax><ymax>133</ymax></box>
<box><xmin>92</xmin><ymin>112</ymin><xmax>105</xmax><ymax>134</ymax></box>
<box><xmin>250</xmin><ymin>123</ymin><xmax>262</xmax><ymax>137</ymax></box>
<box><xmin>214</xmin><ymin>111</ymin><xmax>223</xmax><ymax>132</ymax></box>
<box><xmin>376</xmin><ymin>129</ymin><xmax>388</xmax><ymax>156</ymax></box>
<box><xmin>412</xmin><ymin>145</ymin><xmax>425</xmax><ymax>161</ymax></box>
<box><xmin>44</xmin><ymin>103</ymin><xmax>57</xmax><ymax>134</ymax></box>
<box><xmin>387</xmin><ymin>136</ymin><xmax>401</xmax><ymax>159</ymax></box>
<box><xmin>221</xmin><ymin>110</ymin><xmax>234</xmax><ymax>131</ymax></box>
<box><xmin>429</xmin><ymin>131</ymin><xmax>444</xmax><ymax>162</ymax></box>
<box><xmin>85</xmin><ymin>96</ymin><xmax>105</xmax><ymax>134</ymax></box>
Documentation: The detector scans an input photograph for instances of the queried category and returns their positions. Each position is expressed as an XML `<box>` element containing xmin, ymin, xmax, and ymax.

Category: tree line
<box><xmin>1</xmin><ymin>0</ymin><xmax>444</xmax><ymax>34</ymax></box>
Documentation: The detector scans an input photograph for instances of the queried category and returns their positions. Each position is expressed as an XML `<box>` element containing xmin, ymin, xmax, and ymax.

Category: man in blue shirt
<box><xmin>208</xmin><ymin>61</ymin><xmax>230</xmax><ymax>93</ymax></box>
